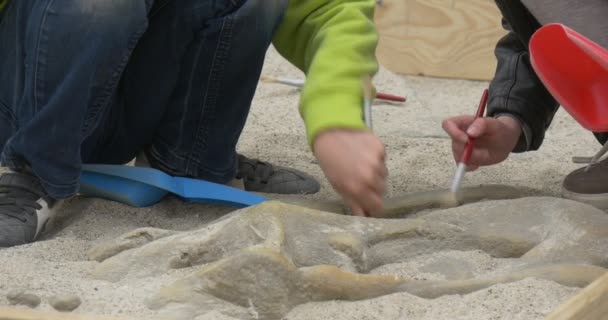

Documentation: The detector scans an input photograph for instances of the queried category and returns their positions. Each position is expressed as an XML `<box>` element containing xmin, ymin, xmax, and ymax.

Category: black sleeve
<box><xmin>486</xmin><ymin>15</ymin><xmax>560</xmax><ymax>152</ymax></box>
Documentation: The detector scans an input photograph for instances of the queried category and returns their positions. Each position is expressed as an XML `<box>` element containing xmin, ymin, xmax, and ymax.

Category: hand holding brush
<box><xmin>443</xmin><ymin>90</ymin><xmax>524</xmax><ymax>191</ymax></box>
<box><xmin>450</xmin><ymin>89</ymin><xmax>488</xmax><ymax>193</ymax></box>
<box><xmin>311</xmin><ymin>75</ymin><xmax>387</xmax><ymax>217</ymax></box>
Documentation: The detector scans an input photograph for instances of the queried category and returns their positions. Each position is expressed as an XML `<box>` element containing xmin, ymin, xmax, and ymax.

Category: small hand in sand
<box><xmin>442</xmin><ymin>115</ymin><xmax>522</xmax><ymax>171</ymax></box>
<box><xmin>314</xmin><ymin>129</ymin><xmax>387</xmax><ymax>217</ymax></box>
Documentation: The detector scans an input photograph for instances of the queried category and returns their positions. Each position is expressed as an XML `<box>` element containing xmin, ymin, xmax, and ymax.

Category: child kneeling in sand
<box><xmin>0</xmin><ymin>0</ymin><xmax>387</xmax><ymax>247</ymax></box>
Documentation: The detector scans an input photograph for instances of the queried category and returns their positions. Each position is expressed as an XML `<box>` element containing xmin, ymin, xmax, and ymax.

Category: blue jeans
<box><xmin>0</xmin><ymin>0</ymin><xmax>288</xmax><ymax>199</ymax></box>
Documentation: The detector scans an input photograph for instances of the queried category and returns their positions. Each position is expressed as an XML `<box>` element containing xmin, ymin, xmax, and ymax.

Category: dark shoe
<box><xmin>0</xmin><ymin>172</ymin><xmax>60</xmax><ymax>247</ymax></box>
<box><xmin>562</xmin><ymin>157</ymin><xmax>608</xmax><ymax>209</ymax></box>
<box><xmin>236</xmin><ymin>154</ymin><xmax>320</xmax><ymax>195</ymax></box>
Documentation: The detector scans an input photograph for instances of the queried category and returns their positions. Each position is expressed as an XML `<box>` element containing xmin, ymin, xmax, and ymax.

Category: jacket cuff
<box><xmin>493</xmin><ymin>113</ymin><xmax>532</xmax><ymax>153</ymax></box>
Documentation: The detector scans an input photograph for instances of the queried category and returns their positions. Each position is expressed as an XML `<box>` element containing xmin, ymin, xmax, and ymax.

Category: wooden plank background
<box><xmin>374</xmin><ymin>0</ymin><xmax>507</xmax><ymax>80</ymax></box>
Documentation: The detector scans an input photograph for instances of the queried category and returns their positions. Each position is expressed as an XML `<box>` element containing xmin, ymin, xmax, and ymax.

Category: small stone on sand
<box><xmin>6</xmin><ymin>289</ymin><xmax>41</xmax><ymax>308</ymax></box>
<box><xmin>49</xmin><ymin>294</ymin><xmax>82</xmax><ymax>312</ymax></box>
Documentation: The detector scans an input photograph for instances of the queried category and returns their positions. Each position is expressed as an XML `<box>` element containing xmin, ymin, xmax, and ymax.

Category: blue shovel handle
<box><xmin>80</xmin><ymin>164</ymin><xmax>267</xmax><ymax>208</ymax></box>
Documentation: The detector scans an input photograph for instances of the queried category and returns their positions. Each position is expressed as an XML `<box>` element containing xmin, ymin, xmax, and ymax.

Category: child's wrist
<box><xmin>493</xmin><ymin>113</ymin><xmax>531</xmax><ymax>153</ymax></box>
<box><xmin>496</xmin><ymin>115</ymin><xmax>523</xmax><ymax>135</ymax></box>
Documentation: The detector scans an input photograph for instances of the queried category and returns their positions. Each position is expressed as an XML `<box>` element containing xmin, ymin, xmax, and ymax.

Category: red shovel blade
<box><xmin>530</xmin><ymin>23</ymin><xmax>608</xmax><ymax>132</ymax></box>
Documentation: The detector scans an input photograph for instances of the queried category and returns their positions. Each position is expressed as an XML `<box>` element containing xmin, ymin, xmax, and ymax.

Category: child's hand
<box><xmin>313</xmin><ymin>129</ymin><xmax>387</xmax><ymax>217</ymax></box>
<box><xmin>442</xmin><ymin>115</ymin><xmax>522</xmax><ymax>171</ymax></box>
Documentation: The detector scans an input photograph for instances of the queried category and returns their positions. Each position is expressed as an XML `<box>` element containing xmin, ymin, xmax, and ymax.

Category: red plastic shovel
<box><xmin>529</xmin><ymin>23</ymin><xmax>608</xmax><ymax>132</ymax></box>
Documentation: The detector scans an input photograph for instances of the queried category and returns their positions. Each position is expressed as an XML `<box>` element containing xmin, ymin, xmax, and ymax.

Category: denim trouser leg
<box><xmin>140</xmin><ymin>0</ymin><xmax>288</xmax><ymax>184</ymax></box>
<box><xmin>0</xmin><ymin>0</ymin><xmax>288</xmax><ymax>199</ymax></box>
<box><xmin>0</xmin><ymin>0</ymin><xmax>153</xmax><ymax>199</ymax></box>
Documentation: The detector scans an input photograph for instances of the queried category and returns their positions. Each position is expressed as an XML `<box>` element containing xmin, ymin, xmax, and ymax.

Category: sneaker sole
<box><xmin>561</xmin><ymin>187</ymin><xmax>608</xmax><ymax>210</ymax></box>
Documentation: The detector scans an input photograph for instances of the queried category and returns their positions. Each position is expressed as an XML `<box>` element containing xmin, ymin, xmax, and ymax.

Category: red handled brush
<box><xmin>450</xmin><ymin>89</ymin><xmax>489</xmax><ymax>193</ymax></box>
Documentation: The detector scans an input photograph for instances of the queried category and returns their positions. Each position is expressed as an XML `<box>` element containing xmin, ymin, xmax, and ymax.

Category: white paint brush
<box><xmin>260</xmin><ymin>75</ymin><xmax>304</xmax><ymax>88</ymax></box>
<box><xmin>261</xmin><ymin>74</ymin><xmax>406</xmax><ymax>103</ymax></box>
<box><xmin>362</xmin><ymin>75</ymin><xmax>373</xmax><ymax>130</ymax></box>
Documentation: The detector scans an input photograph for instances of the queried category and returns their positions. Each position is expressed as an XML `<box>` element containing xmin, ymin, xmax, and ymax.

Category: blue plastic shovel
<box><xmin>79</xmin><ymin>164</ymin><xmax>267</xmax><ymax>208</ymax></box>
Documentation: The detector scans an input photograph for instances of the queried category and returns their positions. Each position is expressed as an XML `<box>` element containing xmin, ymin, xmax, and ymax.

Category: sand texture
<box><xmin>0</xmin><ymin>47</ymin><xmax>604</xmax><ymax>319</ymax></box>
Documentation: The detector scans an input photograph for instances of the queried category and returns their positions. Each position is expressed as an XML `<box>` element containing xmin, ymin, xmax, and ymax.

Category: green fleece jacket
<box><xmin>0</xmin><ymin>0</ymin><xmax>379</xmax><ymax>147</ymax></box>
<box><xmin>273</xmin><ymin>0</ymin><xmax>379</xmax><ymax>147</ymax></box>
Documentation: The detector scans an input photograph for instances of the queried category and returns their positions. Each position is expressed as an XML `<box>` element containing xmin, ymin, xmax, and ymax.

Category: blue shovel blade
<box><xmin>79</xmin><ymin>170</ymin><xmax>169</xmax><ymax>207</ymax></box>
<box><xmin>80</xmin><ymin>164</ymin><xmax>267</xmax><ymax>208</ymax></box>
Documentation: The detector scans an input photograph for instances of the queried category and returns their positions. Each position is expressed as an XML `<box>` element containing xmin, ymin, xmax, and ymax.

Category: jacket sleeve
<box><xmin>272</xmin><ymin>0</ymin><xmax>379</xmax><ymax>148</ymax></box>
<box><xmin>487</xmin><ymin>18</ymin><xmax>560</xmax><ymax>152</ymax></box>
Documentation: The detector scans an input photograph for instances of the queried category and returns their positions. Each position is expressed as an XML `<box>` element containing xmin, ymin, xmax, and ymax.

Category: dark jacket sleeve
<box><xmin>486</xmin><ymin>11</ymin><xmax>560</xmax><ymax>152</ymax></box>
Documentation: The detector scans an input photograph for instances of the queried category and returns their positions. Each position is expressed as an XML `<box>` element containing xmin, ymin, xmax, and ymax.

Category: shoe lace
<box><xmin>572</xmin><ymin>140</ymin><xmax>608</xmax><ymax>170</ymax></box>
<box><xmin>0</xmin><ymin>186</ymin><xmax>42</xmax><ymax>222</ymax></box>
<box><xmin>236</xmin><ymin>155</ymin><xmax>274</xmax><ymax>184</ymax></box>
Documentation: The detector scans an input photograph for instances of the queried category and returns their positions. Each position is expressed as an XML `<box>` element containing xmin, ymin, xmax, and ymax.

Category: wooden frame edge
<box><xmin>0</xmin><ymin>307</ymin><xmax>127</xmax><ymax>320</ymax></box>
<box><xmin>545</xmin><ymin>272</ymin><xmax>608</xmax><ymax>320</ymax></box>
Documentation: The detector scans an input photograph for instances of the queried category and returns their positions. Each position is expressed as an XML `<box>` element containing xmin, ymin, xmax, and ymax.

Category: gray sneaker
<box><xmin>236</xmin><ymin>154</ymin><xmax>320</xmax><ymax>195</ymax></box>
<box><xmin>0</xmin><ymin>172</ymin><xmax>59</xmax><ymax>247</ymax></box>
<box><xmin>562</xmin><ymin>157</ymin><xmax>608</xmax><ymax>209</ymax></box>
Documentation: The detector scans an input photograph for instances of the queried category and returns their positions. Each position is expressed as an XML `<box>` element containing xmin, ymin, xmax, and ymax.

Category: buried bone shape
<box><xmin>88</xmin><ymin>185</ymin><xmax>608</xmax><ymax>320</ymax></box>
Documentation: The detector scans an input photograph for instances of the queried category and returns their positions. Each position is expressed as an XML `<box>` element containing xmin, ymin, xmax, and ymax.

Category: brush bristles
<box><xmin>450</xmin><ymin>162</ymin><xmax>467</xmax><ymax>193</ymax></box>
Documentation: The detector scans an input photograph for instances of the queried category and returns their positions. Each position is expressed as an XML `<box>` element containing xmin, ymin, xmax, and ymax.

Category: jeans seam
<box><xmin>188</xmin><ymin>15</ymin><xmax>234</xmax><ymax>175</ymax></box>
<box><xmin>32</xmin><ymin>0</ymin><xmax>55</xmax><ymax>113</ymax></box>
<box><xmin>175</xmin><ymin>23</ymin><xmax>206</xmax><ymax>165</ymax></box>
<box><xmin>81</xmin><ymin>24</ymin><xmax>149</xmax><ymax>137</ymax></box>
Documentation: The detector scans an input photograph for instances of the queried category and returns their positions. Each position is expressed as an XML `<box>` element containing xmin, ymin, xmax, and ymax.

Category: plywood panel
<box><xmin>545</xmin><ymin>272</ymin><xmax>608</xmax><ymax>320</ymax></box>
<box><xmin>374</xmin><ymin>0</ymin><xmax>507</xmax><ymax>80</ymax></box>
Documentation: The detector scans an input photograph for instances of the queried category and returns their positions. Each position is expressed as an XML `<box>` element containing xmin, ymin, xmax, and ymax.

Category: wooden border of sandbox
<box><xmin>544</xmin><ymin>272</ymin><xmax>608</xmax><ymax>320</ymax></box>
<box><xmin>0</xmin><ymin>307</ymin><xmax>126</xmax><ymax>320</ymax></box>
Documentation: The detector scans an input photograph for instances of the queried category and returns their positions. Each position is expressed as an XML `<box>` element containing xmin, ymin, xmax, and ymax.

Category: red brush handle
<box><xmin>376</xmin><ymin>92</ymin><xmax>406</xmax><ymax>102</ymax></box>
<box><xmin>459</xmin><ymin>89</ymin><xmax>489</xmax><ymax>164</ymax></box>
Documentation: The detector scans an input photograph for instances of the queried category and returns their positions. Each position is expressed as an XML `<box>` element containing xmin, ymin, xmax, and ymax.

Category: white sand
<box><xmin>285</xmin><ymin>278</ymin><xmax>577</xmax><ymax>320</ymax></box>
<box><xmin>0</xmin><ymin>47</ymin><xmax>599</xmax><ymax>319</ymax></box>
<box><xmin>370</xmin><ymin>249</ymin><xmax>516</xmax><ymax>280</ymax></box>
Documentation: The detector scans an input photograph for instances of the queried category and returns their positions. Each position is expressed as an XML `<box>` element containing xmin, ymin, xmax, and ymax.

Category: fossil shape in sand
<box><xmin>88</xmin><ymin>185</ymin><xmax>608</xmax><ymax>320</ymax></box>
